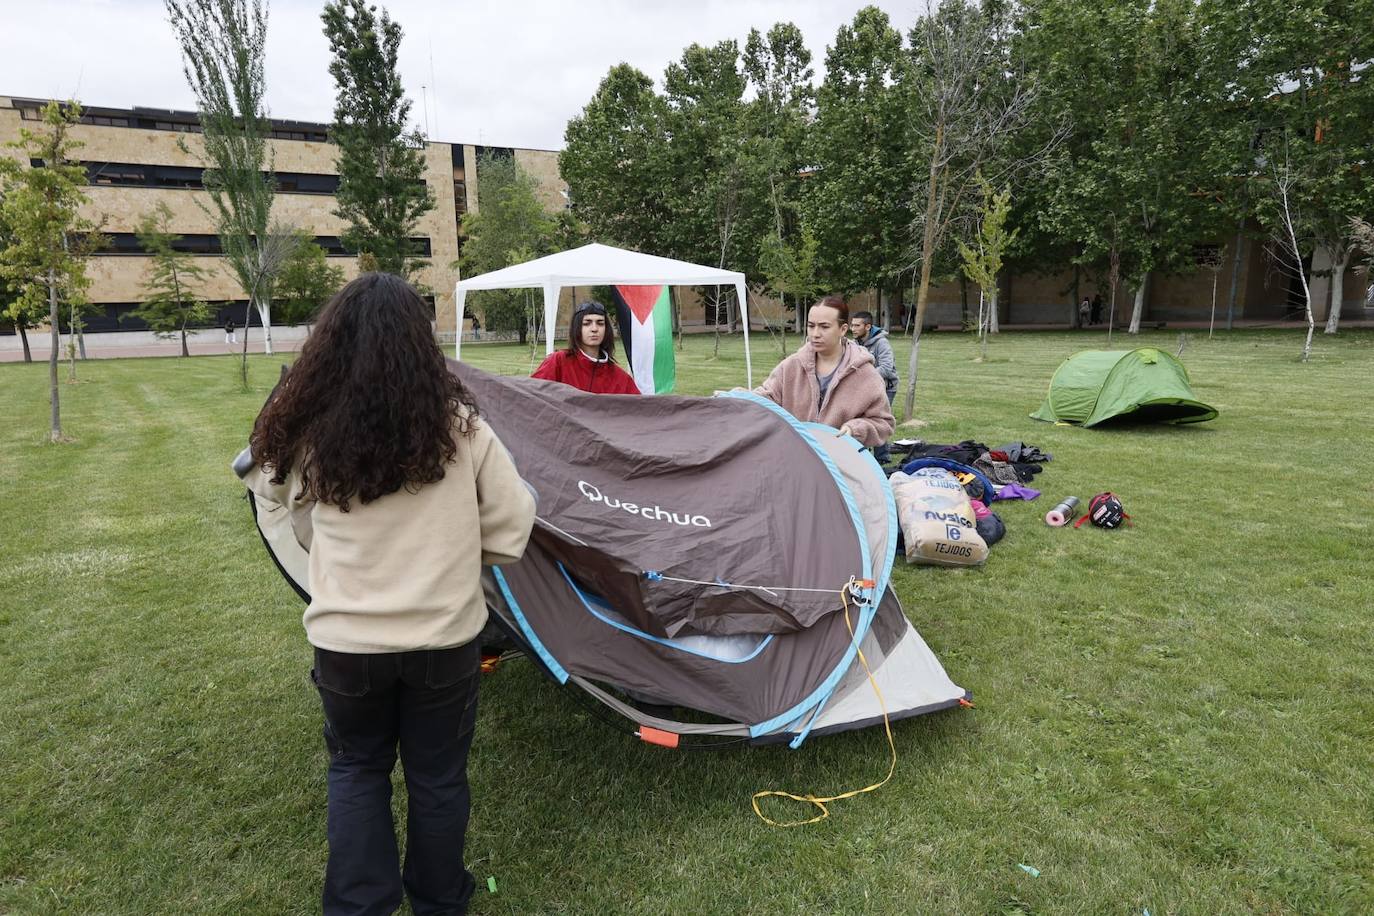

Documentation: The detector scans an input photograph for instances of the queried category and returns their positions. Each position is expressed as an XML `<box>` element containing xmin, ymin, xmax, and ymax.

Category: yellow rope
<box><xmin>751</xmin><ymin>584</ymin><xmax>897</xmax><ymax>827</ymax></box>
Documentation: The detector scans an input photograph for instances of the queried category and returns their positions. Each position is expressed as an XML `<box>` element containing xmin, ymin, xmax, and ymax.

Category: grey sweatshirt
<box><xmin>856</xmin><ymin>328</ymin><xmax>898</xmax><ymax>391</ymax></box>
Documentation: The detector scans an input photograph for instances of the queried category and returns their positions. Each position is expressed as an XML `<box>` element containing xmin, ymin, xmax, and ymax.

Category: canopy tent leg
<box><xmin>736</xmin><ymin>280</ymin><xmax>752</xmax><ymax>387</ymax></box>
<box><xmin>455</xmin><ymin>285</ymin><xmax>467</xmax><ymax>360</ymax></box>
<box><xmin>543</xmin><ymin>282</ymin><xmax>560</xmax><ymax>356</ymax></box>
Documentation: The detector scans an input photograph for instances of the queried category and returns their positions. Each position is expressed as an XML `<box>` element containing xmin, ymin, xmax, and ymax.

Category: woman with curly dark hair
<box><xmin>530</xmin><ymin>300</ymin><xmax>639</xmax><ymax>394</ymax></box>
<box><xmin>246</xmin><ymin>272</ymin><xmax>536</xmax><ymax>916</ymax></box>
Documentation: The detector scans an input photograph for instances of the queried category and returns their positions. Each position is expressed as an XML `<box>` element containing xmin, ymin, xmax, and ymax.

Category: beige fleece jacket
<box><xmin>247</xmin><ymin>414</ymin><xmax>535</xmax><ymax>653</ymax></box>
<box><xmin>753</xmin><ymin>340</ymin><xmax>895</xmax><ymax>446</ymax></box>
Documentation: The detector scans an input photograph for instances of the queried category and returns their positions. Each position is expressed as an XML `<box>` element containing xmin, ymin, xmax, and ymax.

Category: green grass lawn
<box><xmin>1</xmin><ymin>328</ymin><xmax>1372</xmax><ymax>914</ymax></box>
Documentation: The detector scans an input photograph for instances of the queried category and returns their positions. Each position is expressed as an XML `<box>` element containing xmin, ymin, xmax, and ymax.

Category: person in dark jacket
<box><xmin>1090</xmin><ymin>293</ymin><xmax>1103</xmax><ymax>325</ymax></box>
<box><xmin>849</xmin><ymin>310</ymin><xmax>899</xmax><ymax>463</ymax></box>
<box><xmin>531</xmin><ymin>301</ymin><xmax>639</xmax><ymax>395</ymax></box>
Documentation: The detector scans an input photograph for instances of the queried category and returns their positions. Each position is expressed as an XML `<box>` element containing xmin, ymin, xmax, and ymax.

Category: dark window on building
<box><xmin>89</xmin><ymin>232</ymin><xmax>431</xmax><ymax>258</ymax></box>
<box><xmin>77</xmin><ymin>161</ymin><xmax>342</xmax><ymax>195</ymax></box>
<box><xmin>454</xmin><ymin>180</ymin><xmax>468</xmax><ymax>217</ymax></box>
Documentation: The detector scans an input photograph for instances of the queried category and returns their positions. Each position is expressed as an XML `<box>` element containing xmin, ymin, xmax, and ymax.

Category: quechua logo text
<box><xmin>577</xmin><ymin>480</ymin><xmax>712</xmax><ymax>528</ymax></box>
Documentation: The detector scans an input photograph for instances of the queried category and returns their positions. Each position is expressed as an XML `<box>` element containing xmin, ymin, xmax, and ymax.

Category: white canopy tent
<box><xmin>454</xmin><ymin>243</ymin><xmax>753</xmax><ymax>386</ymax></box>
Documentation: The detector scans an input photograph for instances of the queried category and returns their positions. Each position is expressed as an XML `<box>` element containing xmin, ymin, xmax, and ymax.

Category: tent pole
<box><xmin>455</xmin><ymin>285</ymin><xmax>466</xmax><ymax>360</ymax></box>
<box><xmin>544</xmin><ymin>283</ymin><xmax>558</xmax><ymax>356</ymax></box>
<box><xmin>736</xmin><ymin>280</ymin><xmax>752</xmax><ymax>387</ymax></box>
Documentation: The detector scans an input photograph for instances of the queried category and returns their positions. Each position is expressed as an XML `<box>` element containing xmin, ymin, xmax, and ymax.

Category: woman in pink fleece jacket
<box><xmin>753</xmin><ymin>295</ymin><xmax>895</xmax><ymax>447</ymax></box>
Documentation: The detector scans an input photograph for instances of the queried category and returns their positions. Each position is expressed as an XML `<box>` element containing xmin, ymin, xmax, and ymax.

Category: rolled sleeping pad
<box><xmin>1044</xmin><ymin>496</ymin><xmax>1080</xmax><ymax>527</ymax></box>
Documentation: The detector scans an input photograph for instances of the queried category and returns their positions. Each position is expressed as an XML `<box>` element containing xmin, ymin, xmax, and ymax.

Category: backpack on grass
<box><xmin>1074</xmin><ymin>492</ymin><xmax>1130</xmax><ymax>529</ymax></box>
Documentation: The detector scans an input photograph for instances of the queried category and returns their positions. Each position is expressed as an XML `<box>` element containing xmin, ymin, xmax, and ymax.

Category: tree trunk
<box><xmin>958</xmin><ymin>275</ymin><xmax>968</xmax><ymax>328</ymax></box>
<box><xmin>1072</xmin><ymin>262</ymin><xmax>1080</xmax><ymax>327</ymax></box>
<box><xmin>1128</xmin><ymin>273</ymin><xmax>1149</xmax><ymax>334</ymax></box>
<box><xmin>989</xmin><ymin>273</ymin><xmax>1002</xmax><ymax>334</ymax></box>
<box><xmin>76</xmin><ymin>322</ymin><xmax>87</xmax><ymax>360</ymax></box>
<box><xmin>1225</xmin><ymin>224</ymin><xmax>1245</xmax><ymax>331</ymax></box>
<box><xmin>67</xmin><ymin>299</ymin><xmax>78</xmax><ymax>381</ymax></box>
<box><xmin>902</xmin><ymin>254</ymin><xmax>935</xmax><ymax>423</ymax></box>
<box><xmin>1323</xmin><ymin>250</ymin><xmax>1349</xmax><ymax>334</ymax></box>
<box><xmin>16</xmin><ymin>322</ymin><xmax>32</xmax><ymax>362</ymax></box>
<box><xmin>47</xmin><ymin>271</ymin><xmax>62</xmax><ymax>441</ymax></box>
<box><xmin>987</xmin><ymin>289</ymin><xmax>1000</xmax><ymax>342</ymax></box>
<box><xmin>257</xmin><ymin>298</ymin><xmax>274</xmax><ymax>355</ymax></box>
<box><xmin>240</xmin><ymin>296</ymin><xmax>254</xmax><ymax>391</ymax></box>
<box><xmin>902</xmin><ymin>148</ymin><xmax>943</xmax><ymax>423</ymax></box>
<box><xmin>1002</xmin><ymin>271</ymin><xmax>1012</xmax><ymax>330</ymax></box>
<box><xmin>181</xmin><ymin>324</ymin><xmax>190</xmax><ymax>357</ymax></box>
<box><xmin>1209</xmin><ymin>269</ymin><xmax>1218</xmax><ymax>339</ymax></box>
<box><xmin>712</xmin><ymin>288</ymin><xmax>723</xmax><ymax>358</ymax></box>
<box><xmin>1107</xmin><ymin>248</ymin><xmax>1121</xmax><ymax>346</ymax></box>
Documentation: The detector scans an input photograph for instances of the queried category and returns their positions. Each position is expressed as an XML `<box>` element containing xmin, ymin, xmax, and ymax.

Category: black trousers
<box><xmin>312</xmin><ymin>642</ymin><xmax>480</xmax><ymax>916</ymax></box>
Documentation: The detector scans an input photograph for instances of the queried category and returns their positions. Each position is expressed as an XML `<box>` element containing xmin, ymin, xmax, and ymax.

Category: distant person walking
<box><xmin>225</xmin><ymin>318</ymin><xmax>237</xmax><ymax>345</ymax></box>
<box><xmin>470</xmin><ymin>313</ymin><xmax>481</xmax><ymax>341</ymax></box>
<box><xmin>1090</xmin><ymin>293</ymin><xmax>1103</xmax><ymax>325</ymax></box>
<box><xmin>1078</xmin><ymin>297</ymin><xmax>1091</xmax><ymax>329</ymax></box>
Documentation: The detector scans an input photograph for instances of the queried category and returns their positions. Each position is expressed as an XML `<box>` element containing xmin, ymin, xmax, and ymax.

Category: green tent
<box><xmin>1031</xmin><ymin>348</ymin><xmax>1218</xmax><ymax>427</ymax></box>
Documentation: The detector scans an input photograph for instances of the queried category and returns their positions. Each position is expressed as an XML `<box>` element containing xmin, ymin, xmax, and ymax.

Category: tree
<box><xmin>806</xmin><ymin>8</ymin><xmax>913</xmax><ymax>307</ymax></box>
<box><xmin>458</xmin><ymin>153</ymin><xmax>557</xmax><ymax>344</ymax></box>
<box><xmin>275</xmin><ymin>232</ymin><xmax>344</xmax><ymax>329</ymax></box>
<box><xmin>321</xmin><ymin>0</ymin><xmax>435</xmax><ymax>278</ymax></box>
<box><xmin>0</xmin><ymin>195</ymin><xmax>43</xmax><ymax>363</ymax></box>
<box><xmin>900</xmin><ymin>0</ymin><xmax>1052</xmax><ymax>421</ymax></box>
<box><xmin>1240</xmin><ymin>0</ymin><xmax>1374</xmax><ymax>333</ymax></box>
<box><xmin>662</xmin><ymin>40</ymin><xmax>767</xmax><ymax>337</ymax></box>
<box><xmin>957</xmin><ymin>174</ymin><xmax>1019</xmax><ymax>359</ymax></box>
<box><xmin>757</xmin><ymin>221</ymin><xmax>822</xmax><ymax>352</ymax></box>
<box><xmin>130</xmin><ymin>202</ymin><xmax>212</xmax><ymax>357</ymax></box>
<box><xmin>167</xmin><ymin>0</ymin><xmax>287</xmax><ymax>357</ymax></box>
<box><xmin>744</xmin><ymin>22</ymin><xmax>815</xmax><ymax>332</ymax></box>
<box><xmin>1024</xmin><ymin>0</ymin><xmax>1235</xmax><ymax>341</ymax></box>
<box><xmin>1260</xmin><ymin>134</ymin><xmax>1317</xmax><ymax>361</ymax></box>
<box><xmin>561</xmin><ymin>65</ymin><xmax>674</xmax><ymax>252</ymax></box>
<box><xmin>0</xmin><ymin>101</ymin><xmax>103</xmax><ymax>441</ymax></box>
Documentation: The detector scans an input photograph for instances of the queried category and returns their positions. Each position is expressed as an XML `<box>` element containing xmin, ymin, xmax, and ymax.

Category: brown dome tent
<box><xmin>236</xmin><ymin>363</ymin><xmax>967</xmax><ymax>748</ymax></box>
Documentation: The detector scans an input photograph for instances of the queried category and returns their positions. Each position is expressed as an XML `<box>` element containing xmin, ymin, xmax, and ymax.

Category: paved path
<box><xmin>0</xmin><ymin>338</ymin><xmax>306</xmax><ymax>363</ymax></box>
<box><xmin>2</xmin><ymin>318</ymin><xmax>1369</xmax><ymax>364</ymax></box>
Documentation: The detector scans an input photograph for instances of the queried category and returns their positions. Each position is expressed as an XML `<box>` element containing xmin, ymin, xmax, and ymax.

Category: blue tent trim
<box><xmin>720</xmin><ymin>393</ymin><xmax>881</xmax><ymax>741</ymax></box>
<box><xmin>556</xmin><ymin>562</ymin><xmax>776</xmax><ymax>664</ymax></box>
<box><xmin>492</xmin><ymin>567</ymin><xmax>569</xmax><ymax>684</ymax></box>
<box><xmin>783</xmin><ymin>434</ymin><xmax>899</xmax><ymax>748</ymax></box>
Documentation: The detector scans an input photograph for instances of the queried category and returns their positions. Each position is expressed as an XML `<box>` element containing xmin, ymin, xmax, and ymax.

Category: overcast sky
<box><xmin>0</xmin><ymin>0</ymin><xmax>916</xmax><ymax>151</ymax></box>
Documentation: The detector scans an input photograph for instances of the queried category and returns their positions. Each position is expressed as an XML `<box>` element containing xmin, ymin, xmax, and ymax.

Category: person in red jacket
<box><xmin>531</xmin><ymin>301</ymin><xmax>640</xmax><ymax>395</ymax></box>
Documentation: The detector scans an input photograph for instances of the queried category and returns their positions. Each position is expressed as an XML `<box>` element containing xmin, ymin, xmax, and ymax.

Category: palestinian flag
<box><xmin>611</xmin><ymin>284</ymin><xmax>675</xmax><ymax>394</ymax></box>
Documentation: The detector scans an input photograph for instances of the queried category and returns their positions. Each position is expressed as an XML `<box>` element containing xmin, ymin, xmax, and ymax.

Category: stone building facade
<box><xmin>0</xmin><ymin>95</ymin><xmax>566</xmax><ymax>338</ymax></box>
